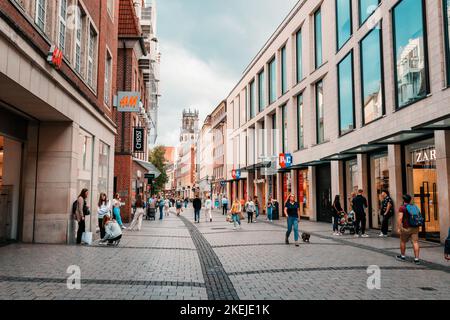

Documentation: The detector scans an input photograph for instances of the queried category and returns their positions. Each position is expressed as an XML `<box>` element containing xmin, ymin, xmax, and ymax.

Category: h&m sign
<box><xmin>47</xmin><ymin>45</ymin><xmax>63</xmax><ymax>69</ymax></box>
<box><xmin>133</xmin><ymin>127</ymin><xmax>145</xmax><ymax>153</ymax></box>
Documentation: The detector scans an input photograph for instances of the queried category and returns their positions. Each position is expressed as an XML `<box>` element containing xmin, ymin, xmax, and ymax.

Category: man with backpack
<box><xmin>396</xmin><ymin>194</ymin><xmax>423</xmax><ymax>265</ymax></box>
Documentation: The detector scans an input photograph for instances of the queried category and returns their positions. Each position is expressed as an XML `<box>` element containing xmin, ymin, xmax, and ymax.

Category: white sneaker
<box><xmin>354</xmin><ymin>234</ymin><xmax>360</xmax><ymax>238</ymax></box>
<box><xmin>361</xmin><ymin>234</ymin><xmax>369</xmax><ymax>238</ymax></box>
<box><xmin>121</xmin><ymin>226</ymin><xmax>126</xmax><ymax>230</ymax></box>
<box><xmin>379</xmin><ymin>233</ymin><xmax>384</xmax><ymax>237</ymax></box>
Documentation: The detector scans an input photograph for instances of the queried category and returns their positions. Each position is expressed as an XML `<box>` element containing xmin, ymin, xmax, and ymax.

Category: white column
<box><xmin>435</xmin><ymin>130</ymin><xmax>450</xmax><ymax>243</ymax></box>
<box><xmin>388</xmin><ymin>145</ymin><xmax>403</xmax><ymax>236</ymax></box>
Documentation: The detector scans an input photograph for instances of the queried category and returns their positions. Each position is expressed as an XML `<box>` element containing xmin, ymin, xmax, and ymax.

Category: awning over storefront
<box><xmin>412</xmin><ymin>114</ymin><xmax>450</xmax><ymax>131</ymax></box>
<box><xmin>240</xmin><ymin>161</ymin><xmax>271</xmax><ymax>172</ymax></box>
<box><xmin>320</xmin><ymin>152</ymin><xmax>358</xmax><ymax>161</ymax></box>
<box><xmin>133</xmin><ymin>158</ymin><xmax>161</xmax><ymax>178</ymax></box>
<box><xmin>298</xmin><ymin>160</ymin><xmax>330</xmax><ymax>167</ymax></box>
<box><xmin>340</xmin><ymin>144</ymin><xmax>387</xmax><ymax>155</ymax></box>
<box><xmin>369</xmin><ymin>130</ymin><xmax>433</xmax><ymax>145</ymax></box>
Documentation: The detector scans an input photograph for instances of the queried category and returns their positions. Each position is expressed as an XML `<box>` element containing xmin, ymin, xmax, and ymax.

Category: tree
<box><xmin>149</xmin><ymin>146</ymin><xmax>169</xmax><ymax>194</ymax></box>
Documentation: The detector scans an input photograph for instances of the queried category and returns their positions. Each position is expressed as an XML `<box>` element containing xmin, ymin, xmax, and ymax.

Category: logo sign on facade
<box><xmin>413</xmin><ymin>147</ymin><xmax>436</xmax><ymax>164</ymax></box>
<box><xmin>279</xmin><ymin>153</ymin><xmax>293</xmax><ymax>169</ymax></box>
<box><xmin>133</xmin><ymin>128</ymin><xmax>145</xmax><ymax>153</ymax></box>
<box><xmin>47</xmin><ymin>45</ymin><xmax>63</xmax><ymax>69</ymax></box>
<box><xmin>220</xmin><ymin>181</ymin><xmax>227</xmax><ymax>187</ymax></box>
<box><xmin>116</xmin><ymin>92</ymin><xmax>141</xmax><ymax>112</ymax></box>
<box><xmin>231</xmin><ymin>169</ymin><xmax>241</xmax><ymax>180</ymax></box>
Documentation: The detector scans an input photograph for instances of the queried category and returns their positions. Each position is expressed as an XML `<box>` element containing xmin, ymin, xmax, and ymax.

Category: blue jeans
<box><xmin>286</xmin><ymin>216</ymin><xmax>299</xmax><ymax>242</ymax></box>
<box><xmin>232</xmin><ymin>214</ymin><xmax>241</xmax><ymax>227</ymax></box>
<box><xmin>255</xmin><ymin>207</ymin><xmax>259</xmax><ymax>219</ymax></box>
<box><xmin>159</xmin><ymin>206</ymin><xmax>164</xmax><ymax>220</ymax></box>
<box><xmin>267</xmin><ymin>207</ymin><xmax>273</xmax><ymax>221</ymax></box>
<box><xmin>113</xmin><ymin>207</ymin><xmax>123</xmax><ymax>226</ymax></box>
<box><xmin>333</xmin><ymin>215</ymin><xmax>339</xmax><ymax>232</ymax></box>
<box><xmin>194</xmin><ymin>209</ymin><xmax>201</xmax><ymax>222</ymax></box>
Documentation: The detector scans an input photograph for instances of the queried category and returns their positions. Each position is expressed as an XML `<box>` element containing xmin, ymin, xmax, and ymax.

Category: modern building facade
<box><xmin>226</xmin><ymin>0</ymin><xmax>450</xmax><ymax>243</ymax></box>
<box><xmin>175</xmin><ymin>109</ymin><xmax>199</xmax><ymax>199</ymax></box>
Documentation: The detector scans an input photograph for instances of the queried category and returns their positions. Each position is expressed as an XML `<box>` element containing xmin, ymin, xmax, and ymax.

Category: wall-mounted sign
<box><xmin>279</xmin><ymin>153</ymin><xmax>293</xmax><ymax>169</ymax></box>
<box><xmin>413</xmin><ymin>147</ymin><xmax>436</xmax><ymax>164</ymax></box>
<box><xmin>47</xmin><ymin>45</ymin><xmax>63</xmax><ymax>69</ymax></box>
<box><xmin>133</xmin><ymin>127</ymin><xmax>145</xmax><ymax>153</ymax></box>
<box><xmin>231</xmin><ymin>169</ymin><xmax>241</xmax><ymax>180</ymax></box>
<box><xmin>115</xmin><ymin>92</ymin><xmax>141</xmax><ymax>112</ymax></box>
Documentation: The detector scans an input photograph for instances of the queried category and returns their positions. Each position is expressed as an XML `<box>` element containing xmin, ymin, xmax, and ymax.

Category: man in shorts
<box><xmin>396</xmin><ymin>194</ymin><xmax>420</xmax><ymax>265</ymax></box>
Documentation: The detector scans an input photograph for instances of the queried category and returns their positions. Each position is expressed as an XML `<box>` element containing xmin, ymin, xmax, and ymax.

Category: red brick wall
<box><xmin>114</xmin><ymin>155</ymin><xmax>132</xmax><ymax>222</ymax></box>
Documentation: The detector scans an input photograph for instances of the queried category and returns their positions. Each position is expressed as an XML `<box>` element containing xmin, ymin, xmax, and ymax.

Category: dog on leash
<box><xmin>302</xmin><ymin>233</ymin><xmax>311</xmax><ymax>243</ymax></box>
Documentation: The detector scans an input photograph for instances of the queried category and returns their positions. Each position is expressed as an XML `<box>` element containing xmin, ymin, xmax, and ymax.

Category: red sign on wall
<box><xmin>47</xmin><ymin>45</ymin><xmax>63</xmax><ymax>70</ymax></box>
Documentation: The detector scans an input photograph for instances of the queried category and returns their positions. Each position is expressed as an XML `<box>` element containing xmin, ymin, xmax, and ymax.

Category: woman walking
<box><xmin>164</xmin><ymin>198</ymin><xmax>170</xmax><ymax>217</ymax></box>
<box><xmin>230</xmin><ymin>199</ymin><xmax>242</xmax><ymax>230</ymax></box>
<box><xmin>204</xmin><ymin>196</ymin><xmax>213</xmax><ymax>222</ymax></box>
<box><xmin>112</xmin><ymin>194</ymin><xmax>126</xmax><ymax>230</ymax></box>
<box><xmin>245</xmin><ymin>198</ymin><xmax>256</xmax><ymax>223</ymax></box>
<box><xmin>254</xmin><ymin>196</ymin><xmax>260</xmax><ymax>222</ymax></box>
<box><xmin>129</xmin><ymin>194</ymin><xmax>145</xmax><ymax>231</ymax></box>
<box><xmin>97</xmin><ymin>193</ymin><xmax>111</xmax><ymax>239</ymax></box>
<box><xmin>267</xmin><ymin>197</ymin><xmax>274</xmax><ymax>223</ymax></box>
<box><xmin>285</xmin><ymin>194</ymin><xmax>300</xmax><ymax>247</ymax></box>
<box><xmin>332</xmin><ymin>195</ymin><xmax>344</xmax><ymax>236</ymax></box>
<box><xmin>176</xmin><ymin>197</ymin><xmax>183</xmax><ymax>216</ymax></box>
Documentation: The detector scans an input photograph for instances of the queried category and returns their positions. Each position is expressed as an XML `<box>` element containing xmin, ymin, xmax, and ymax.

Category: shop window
<box><xmin>98</xmin><ymin>141</ymin><xmax>110</xmax><ymax>195</ymax></box>
<box><xmin>337</xmin><ymin>50</ymin><xmax>355</xmax><ymax>135</ymax></box>
<box><xmin>78</xmin><ymin>130</ymin><xmax>93</xmax><ymax>200</ymax></box>
<box><xmin>345</xmin><ymin>159</ymin><xmax>359</xmax><ymax>209</ymax></box>
<box><xmin>297</xmin><ymin>169</ymin><xmax>310</xmax><ymax>217</ymax></box>
<box><xmin>361</xmin><ymin>25</ymin><xmax>384</xmax><ymax>124</ymax></box>
<box><xmin>392</xmin><ymin>0</ymin><xmax>429</xmax><ymax>109</ymax></box>
<box><xmin>370</xmin><ymin>153</ymin><xmax>389</xmax><ymax>229</ymax></box>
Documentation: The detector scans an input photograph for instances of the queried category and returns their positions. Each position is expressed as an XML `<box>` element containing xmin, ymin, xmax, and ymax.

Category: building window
<box><xmin>316</xmin><ymin>80</ymin><xmax>325</xmax><ymax>144</ymax></box>
<box><xmin>336</xmin><ymin>0</ymin><xmax>352</xmax><ymax>50</ymax></box>
<box><xmin>58</xmin><ymin>0</ymin><xmax>67</xmax><ymax>53</ymax></box>
<box><xmin>104</xmin><ymin>51</ymin><xmax>112</xmax><ymax>105</ymax></box>
<box><xmin>269</xmin><ymin>58</ymin><xmax>276</xmax><ymax>104</ymax></box>
<box><xmin>250</xmin><ymin>80</ymin><xmax>256</xmax><ymax>119</ymax></box>
<box><xmin>297</xmin><ymin>94</ymin><xmax>304</xmax><ymax>150</ymax></box>
<box><xmin>393</xmin><ymin>0</ymin><xmax>429</xmax><ymax>109</ymax></box>
<box><xmin>338</xmin><ymin>51</ymin><xmax>355</xmax><ymax>135</ymax></box>
<box><xmin>35</xmin><ymin>0</ymin><xmax>46</xmax><ymax>31</ymax></box>
<box><xmin>98</xmin><ymin>141</ymin><xmax>110</xmax><ymax>195</ymax></box>
<box><xmin>88</xmin><ymin>27</ymin><xmax>97</xmax><ymax>88</ymax></box>
<box><xmin>360</xmin><ymin>25</ymin><xmax>384</xmax><ymax>124</ymax></box>
<box><xmin>443</xmin><ymin>0</ymin><xmax>450</xmax><ymax>86</ymax></box>
<box><xmin>281</xmin><ymin>46</ymin><xmax>287</xmax><ymax>94</ymax></box>
<box><xmin>258</xmin><ymin>70</ymin><xmax>266</xmax><ymax>112</ymax></box>
<box><xmin>314</xmin><ymin>8</ymin><xmax>323</xmax><ymax>69</ymax></box>
<box><xmin>75</xmin><ymin>7</ymin><xmax>83</xmax><ymax>74</ymax></box>
<box><xmin>243</xmin><ymin>87</ymin><xmax>248</xmax><ymax>124</ymax></box>
<box><xmin>272</xmin><ymin>114</ymin><xmax>277</xmax><ymax>155</ymax></box>
<box><xmin>107</xmin><ymin>0</ymin><xmax>114</xmax><ymax>20</ymax></box>
<box><xmin>282</xmin><ymin>105</ymin><xmax>288</xmax><ymax>153</ymax></box>
<box><xmin>359</xmin><ymin>0</ymin><xmax>380</xmax><ymax>25</ymax></box>
<box><xmin>296</xmin><ymin>29</ymin><xmax>303</xmax><ymax>83</ymax></box>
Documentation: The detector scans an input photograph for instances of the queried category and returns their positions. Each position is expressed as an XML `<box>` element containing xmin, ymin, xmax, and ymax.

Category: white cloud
<box><xmin>156</xmin><ymin>41</ymin><xmax>237</xmax><ymax>146</ymax></box>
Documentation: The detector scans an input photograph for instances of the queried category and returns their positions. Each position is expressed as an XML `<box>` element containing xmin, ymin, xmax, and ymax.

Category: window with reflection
<box><xmin>336</xmin><ymin>0</ymin><xmax>352</xmax><ymax>50</ymax></box>
<box><xmin>282</xmin><ymin>105</ymin><xmax>288</xmax><ymax>152</ymax></box>
<box><xmin>296</xmin><ymin>29</ymin><xmax>303</xmax><ymax>83</ymax></box>
<box><xmin>281</xmin><ymin>46</ymin><xmax>287</xmax><ymax>94</ymax></box>
<box><xmin>258</xmin><ymin>70</ymin><xmax>266</xmax><ymax>112</ymax></box>
<box><xmin>359</xmin><ymin>0</ymin><xmax>380</xmax><ymax>25</ymax></box>
<box><xmin>316</xmin><ymin>80</ymin><xmax>325</xmax><ymax>144</ymax></box>
<box><xmin>269</xmin><ymin>58</ymin><xmax>276</xmax><ymax>104</ymax></box>
<box><xmin>250</xmin><ymin>80</ymin><xmax>256</xmax><ymax>119</ymax></box>
<box><xmin>393</xmin><ymin>0</ymin><xmax>428</xmax><ymax>109</ymax></box>
<box><xmin>443</xmin><ymin>0</ymin><xmax>450</xmax><ymax>85</ymax></box>
<box><xmin>297</xmin><ymin>94</ymin><xmax>304</xmax><ymax>150</ymax></box>
<box><xmin>361</xmin><ymin>26</ymin><xmax>384</xmax><ymax>124</ymax></box>
<box><xmin>314</xmin><ymin>8</ymin><xmax>323</xmax><ymax>69</ymax></box>
<box><xmin>338</xmin><ymin>51</ymin><xmax>355</xmax><ymax>135</ymax></box>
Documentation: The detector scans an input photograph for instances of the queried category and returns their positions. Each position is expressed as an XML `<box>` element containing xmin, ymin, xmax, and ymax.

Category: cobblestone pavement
<box><xmin>0</xmin><ymin>208</ymin><xmax>449</xmax><ymax>300</ymax></box>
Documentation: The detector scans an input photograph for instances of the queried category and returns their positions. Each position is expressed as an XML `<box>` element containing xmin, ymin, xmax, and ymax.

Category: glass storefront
<box><xmin>370</xmin><ymin>152</ymin><xmax>389</xmax><ymax>229</ymax></box>
<box><xmin>98</xmin><ymin>141</ymin><xmax>110</xmax><ymax>196</ymax></box>
<box><xmin>297</xmin><ymin>169</ymin><xmax>310</xmax><ymax>218</ymax></box>
<box><xmin>345</xmin><ymin>159</ymin><xmax>359</xmax><ymax>210</ymax></box>
<box><xmin>405</xmin><ymin>138</ymin><xmax>440</xmax><ymax>241</ymax></box>
<box><xmin>282</xmin><ymin>172</ymin><xmax>292</xmax><ymax>207</ymax></box>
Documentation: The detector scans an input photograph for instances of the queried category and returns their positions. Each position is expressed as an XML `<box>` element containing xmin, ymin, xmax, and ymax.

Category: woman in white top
<box><xmin>164</xmin><ymin>198</ymin><xmax>170</xmax><ymax>216</ymax></box>
<box><xmin>128</xmin><ymin>194</ymin><xmax>145</xmax><ymax>231</ymax></box>
<box><xmin>204</xmin><ymin>196</ymin><xmax>213</xmax><ymax>222</ymax></box>
<box><xmin>112</xmin><ymin>193</ymin><xmax>125</xmax><ymax>229</ymax></box>
<box><xmin>97</xmin><ymin>193</ymin><xmax>111</xmax><ymax>239</ymax></box>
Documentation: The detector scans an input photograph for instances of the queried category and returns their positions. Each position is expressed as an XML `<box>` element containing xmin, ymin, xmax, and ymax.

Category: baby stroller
<box><xmin>339</xmin><ymin>211</ymin><xmax>356</xmax><ymax>235</ymax></box>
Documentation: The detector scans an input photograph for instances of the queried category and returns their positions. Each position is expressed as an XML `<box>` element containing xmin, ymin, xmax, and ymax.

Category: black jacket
<box><xmin>352</xmin><ymin>195</ymin><xmax>367</xmax><ymax>215</ymax></box>
<box><xmin>193</xmin><ymin>198</ymin><xmax>202</xmax><ymax>210</ymax></box>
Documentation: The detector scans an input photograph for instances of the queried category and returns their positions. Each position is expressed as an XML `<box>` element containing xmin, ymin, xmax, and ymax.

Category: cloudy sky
<box><xmin>155</xmin><ymin>0</ymin><xmax>298</xmax><ymax>147</ymax></box>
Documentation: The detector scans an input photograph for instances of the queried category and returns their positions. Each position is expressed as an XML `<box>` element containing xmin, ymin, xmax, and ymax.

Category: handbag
<box><xmin>81</xmin><ymin>231</ymin><xmax>93</xmax><ymax>245</ymax></box>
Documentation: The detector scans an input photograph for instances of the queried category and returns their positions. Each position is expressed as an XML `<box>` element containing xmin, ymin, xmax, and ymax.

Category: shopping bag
<box><xmin>81</xmin><ymin>232</ymin><xmax>93</xmax><ymax>245</ymax></box>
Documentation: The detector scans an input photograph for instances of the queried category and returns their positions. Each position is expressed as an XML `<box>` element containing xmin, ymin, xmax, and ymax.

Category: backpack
<box><xmin>406</xmin><ymin>204</ymin><xmax>424</xmax><ymax>227</ymax></box>
<box><xmin>71</xmin><ymin>200</ymin><xmax>78</xmax><ymax>216</ymax></box>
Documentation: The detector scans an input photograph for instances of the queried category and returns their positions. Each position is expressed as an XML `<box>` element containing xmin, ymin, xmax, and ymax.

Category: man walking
<box><xmin>380</xmin><ymin>190</ymin><xmax>394</xmax><ymax>237</ymax></box>
<box><xmin>396</xmin><ymin>195</ymin><xmax>422</xmax><ymax>265</ymax></box>
<box><xmin>222</xmin><ymin>195</ymin><xmax>229</xmax><ymax>215</ymax></box>
<box><xmin>352</xmin><ymin>189</ymin><xmax>369</xmax><ymax>238</ymax></box>
<box><xmin>193</xmin><ymin>194</ymin><xmax>202</xmax><ymax>223</ymax></box>
<box><xmin>245</xmin><ymin>197</ymin><xmax>256</xmax><ymax>223</ymax></box>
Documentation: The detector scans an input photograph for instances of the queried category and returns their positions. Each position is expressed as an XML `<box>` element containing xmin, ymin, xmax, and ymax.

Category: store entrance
<box><xmin>406</xmin><ymin>139</ymin><xmax>440</xmax><ymax>242</ymax></box>
<box><xmin>316</xmin><ymin>164</ymin><xmax>332</xmax><ymax>223</ymax></box>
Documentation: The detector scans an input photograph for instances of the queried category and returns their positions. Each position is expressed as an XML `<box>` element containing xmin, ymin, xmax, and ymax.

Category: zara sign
<box><xmin>414</xmin><ymin>147</ymin><xmax>437</xmax><ymax>164</ymax></box>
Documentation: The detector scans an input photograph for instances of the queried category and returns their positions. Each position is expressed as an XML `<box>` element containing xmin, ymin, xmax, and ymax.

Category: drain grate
<box><xmin>419</xmin><ymin>287</ymin><xmax>437</xmax><ymax>292</ymax></box>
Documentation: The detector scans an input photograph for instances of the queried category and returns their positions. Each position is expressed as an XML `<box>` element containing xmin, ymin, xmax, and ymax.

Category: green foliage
<box><xmin>149</xmin><ymin>146</ymin><xmax>169</xmax><ymax>194</ymax></box>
